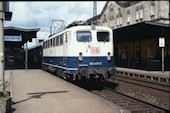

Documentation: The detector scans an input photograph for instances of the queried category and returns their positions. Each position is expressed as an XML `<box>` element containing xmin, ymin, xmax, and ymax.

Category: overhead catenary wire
<box><xmin>37</xmin><ymin>1</ymin><xmax>105</xmax><ymax>29</ymax></box>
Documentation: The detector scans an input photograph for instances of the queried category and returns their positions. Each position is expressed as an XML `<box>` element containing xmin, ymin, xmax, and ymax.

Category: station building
<box><xmin>0</xmin><ymin>1</ymin><xmax>40</xmax><ymax>70</ymax></box>
<box><xmin>88</xmin><ymin>1</ymin><xmax>170</xmax><ymax>70</ymax></box>
<box><xmin>4</xmin><ymin>26</ymin><xmax>40</xmax><ymax>69</ymax></box>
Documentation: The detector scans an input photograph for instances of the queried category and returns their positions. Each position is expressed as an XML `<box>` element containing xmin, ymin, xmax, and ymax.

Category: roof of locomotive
<box><xmin>44</xmin><ymin>25</ymin><xmax>112</xmax><ymax>41</ymax></box>
<box><xmin>27</xmin><ymin>25</ymin><xmax>112</xmax><ymax>51</ymax></box>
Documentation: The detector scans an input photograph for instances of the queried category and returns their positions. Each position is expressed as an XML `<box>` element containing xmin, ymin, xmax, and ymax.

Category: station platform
<box><xmin>116</xmin><ymin>67</ymin><xmax>170</xmax><ymax>78</ymax></box>
<box><xmin>4</xmin><ymin>69</ymin><xmax>130</xmax><ymax>113</ymax></box>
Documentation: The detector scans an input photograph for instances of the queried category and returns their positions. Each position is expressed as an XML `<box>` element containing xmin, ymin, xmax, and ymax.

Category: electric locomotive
<box><xmin>42</xmin><ymin>21</ymin><xmax>116</xmax><ymax>82</ymax></box>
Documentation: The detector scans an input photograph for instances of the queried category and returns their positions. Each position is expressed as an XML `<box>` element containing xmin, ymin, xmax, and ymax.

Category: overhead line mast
<box><xmin>92</xmin><ymin>1</ymin><xmax>97</xmax><ymax>26</ymax></box>
<box><xmin>93</xmin><ymin>1</ymin><xmax>97</xmax><ymax>20</ymax></box>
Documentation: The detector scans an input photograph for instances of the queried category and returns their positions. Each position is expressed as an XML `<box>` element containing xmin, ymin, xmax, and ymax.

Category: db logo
<box><xmin>91</xmin><ymin>47</ymin><xmax>100</xmax><ymax>54</ymax></box>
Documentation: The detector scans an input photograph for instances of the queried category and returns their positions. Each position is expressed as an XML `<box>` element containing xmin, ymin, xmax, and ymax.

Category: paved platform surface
<box><xmin>4</xmin><ymin>69</ymin><xmax>129</xmax><ymax>113</ymax></box>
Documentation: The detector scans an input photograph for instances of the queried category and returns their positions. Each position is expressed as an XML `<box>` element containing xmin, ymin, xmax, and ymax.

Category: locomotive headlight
<box><xmin>107</xmin><ymin>52</ymin><xmax>111</xmax><ymax>61</ymax></box>
<box><xmin>78</xmin><ymin>52</ymin><xmax>83</xmax><ymax>61</ymax></box>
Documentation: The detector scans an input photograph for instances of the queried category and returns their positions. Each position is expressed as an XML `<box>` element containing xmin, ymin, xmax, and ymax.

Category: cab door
<box><xmin>63</xmin><ymin>32</ymin><xmax>68</xmax><ymax>67</ymax></box>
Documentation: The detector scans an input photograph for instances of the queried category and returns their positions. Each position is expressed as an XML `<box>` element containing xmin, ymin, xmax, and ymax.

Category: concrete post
<box><xmin>0</xmin><ymin>1</ymin><xmax>5</xmax><ymax>91</ymax></box>
<box><xmin>162</xmin><ymin>47</ymin><xmax>164</xmax><ymax>72</ymax></box>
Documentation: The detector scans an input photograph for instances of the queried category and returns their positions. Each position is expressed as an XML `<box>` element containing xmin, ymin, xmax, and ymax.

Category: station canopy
<box><xmin>4</xmin><ymin>26</ymin><xmax>40</xmax><ymax>48</ymax></box>
<box><xmin>113</xmin><ymin>18</ymin><xmax>170</xmax><ymax>41</ymax></box>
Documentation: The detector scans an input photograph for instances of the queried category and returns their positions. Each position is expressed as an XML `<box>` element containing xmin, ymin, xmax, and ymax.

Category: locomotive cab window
<box><xmin>97</xmin><ymin>32</ymin><xmax>110</xmax><ymax>42</ymax></box>
<box><xmin>76</xmin><ymin>31</ymin><xmax>92</xmax><ymax>42</ymax></box>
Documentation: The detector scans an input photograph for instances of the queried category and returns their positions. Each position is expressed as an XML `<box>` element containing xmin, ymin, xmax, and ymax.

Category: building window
<box><xmin>103</xmin><ymin>22</ymin><xmax>107</xmax><ymax>27</ymax></box>
<box><xmin>119</xmin><ymin>15</ymin><xmax>122</xmax><ymax>26</ymax></box>
<box><xmin>139</xmin><ymin>6</ymin><xmax>144</xmax><ymax>20</ymax></box>
<box><xmin>136</xmin><ymin>7</ymin><xmax>139</xmax><ymax>21</ymax></box>
<box><xmin>109</xmin><ymin>4</ymin><xmax>114</xmax><ymax>12</ymax></box>
<box><xmin>103</xmin><ymin>14</ymin><xmax>107</xmax><ymax>27</ymax></box>
<box><xmin>116</xmin><ymin>16</ymin><xmax>119</xmax><ymax>26</ymax></box>
<box><xmin>109</xmin><ymin>19</ymin><xmax>112</xmax><ymax>27</ymax></box>
<box><xmin>112</xmin><ymin>19</ymin><xmax>114</xmax><ymax>28</ymax></box>
<box><xmin>127</xmin><ymin>10</ymin><xmax>131</xmax><ymax>24</ymax></box>
<box><xmin>150</xmin><ymin>1</ymin><xmax>155</xmax><ymax>19</ymax></box>
<box><xmin>116</xmin><ymin>14</ymin><xmax>122</xmax><ymax>27</ymax></box>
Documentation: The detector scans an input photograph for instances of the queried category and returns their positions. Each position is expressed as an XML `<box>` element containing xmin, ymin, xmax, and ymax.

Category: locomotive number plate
<box><xmin>91</xmin><ymin>47</ymin><xmax>100</xmax><ymax>54</ymax></box>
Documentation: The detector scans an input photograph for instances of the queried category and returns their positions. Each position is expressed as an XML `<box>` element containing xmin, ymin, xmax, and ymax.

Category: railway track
<box><xmin>71</xmin><ymin>79</ymin><xmax>168</xmax><ymax>113</ymax></box>
<box><xmin>55</xmin><ymin>69</ymin><xmax>170</xmax><ymax>113</ymax></box>
<box><xmin>71</xmin><ymin>77</ymin><xmax>169</xmax><ymax>113</ymax></box>
<box><xmin>109</xmin><ymin>74</ymin><xmax>170</xmax><ymax>111</ymax></box>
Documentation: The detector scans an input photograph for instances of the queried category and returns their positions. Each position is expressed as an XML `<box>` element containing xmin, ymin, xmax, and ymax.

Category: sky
<box><xmin>4</xmin><ymin>1</ymin><xmax>106</xmax><ymax>48</ymax></box>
